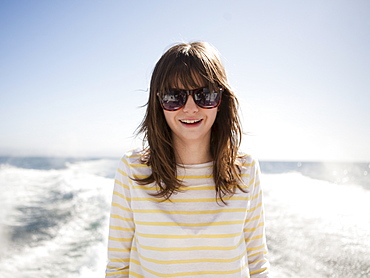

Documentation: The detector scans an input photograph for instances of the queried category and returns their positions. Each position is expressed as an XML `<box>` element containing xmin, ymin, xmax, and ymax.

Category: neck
<box><xmin>173</xmin><ymin>138</ymin><xmax>212</xmax><ymax>165</ymax></box>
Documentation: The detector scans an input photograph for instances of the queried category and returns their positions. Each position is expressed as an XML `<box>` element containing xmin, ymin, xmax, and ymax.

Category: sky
<box><xmin>0</xmin><ymin>0</ymin><xmax>369</xmax><ymax>162</ymax></box>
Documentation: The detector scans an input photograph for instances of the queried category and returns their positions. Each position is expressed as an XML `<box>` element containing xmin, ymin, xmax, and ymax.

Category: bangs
<box><xmin>157</xmin><ymin>54</ymin><xmax>220</xmax><ymax>93</ymax></box>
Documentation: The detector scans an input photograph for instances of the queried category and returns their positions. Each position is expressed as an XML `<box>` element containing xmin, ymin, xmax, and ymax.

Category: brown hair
<box><xmin>135</xmin><ymin>41</ymin><xmax>245</xmax><ymax>203</ymax></box>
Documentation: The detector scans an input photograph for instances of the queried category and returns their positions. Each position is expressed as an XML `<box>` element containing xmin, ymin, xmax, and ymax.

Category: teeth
<box><xmin>181</xmin><ymin>119</ymin><xmax>201</xmax><ymax>124</ymax></box>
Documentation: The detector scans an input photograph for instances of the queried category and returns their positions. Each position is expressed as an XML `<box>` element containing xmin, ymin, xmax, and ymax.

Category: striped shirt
<box><xmin>106</xmin><ymin>149</ymin><xmax>269</xmax><ymax>277</ymax></box>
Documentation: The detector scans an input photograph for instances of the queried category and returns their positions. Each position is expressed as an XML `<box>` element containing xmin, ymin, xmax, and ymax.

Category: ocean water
<box><xmin>260</xmin><ymin>161</ymin><xmax>370</xmax><ymax>278</ymax></box>
<box><xmin>0</xmin><ymin>157</ymin><xmax>369</xmax><ymax>278</ymax></box>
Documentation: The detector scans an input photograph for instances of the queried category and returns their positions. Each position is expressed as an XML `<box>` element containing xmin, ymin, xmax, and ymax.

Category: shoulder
<box><xmin>119</xmin><ymin>148</ymin><xmax>149</xmax><ymax>169</ymax></box>
<box><xmin>237</xmin><ymin>152</ymin><xmax>259</xmax><ymax>169</ymax></box>
<box><xmin>236</xmin><ymin>153</ymin><xmax>262</xmax><ymax>192</ymax></box>
<box><xmin>236</xmin><ymin>152</ymin><xmax>261</xmax><ymax>178</ymax></box>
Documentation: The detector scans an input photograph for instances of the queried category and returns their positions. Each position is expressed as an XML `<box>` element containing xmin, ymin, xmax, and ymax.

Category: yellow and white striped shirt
<box><xmin>106</xmin><ymin>149</ymin><xmax>269</xmax><ymax>277</ymax></box>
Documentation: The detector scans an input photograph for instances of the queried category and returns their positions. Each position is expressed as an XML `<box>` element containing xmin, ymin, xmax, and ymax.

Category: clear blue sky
<box><xmin>0</xmin><ymin>0</ymin><xmax>369</xmax><ymax>161</ymax></box>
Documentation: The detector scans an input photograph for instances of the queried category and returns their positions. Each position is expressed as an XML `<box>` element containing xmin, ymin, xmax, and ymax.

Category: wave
<box><xmin>263</xmin><ymin>173</ymin><xmax>370</xmax><ymax>277</ymax></box>
<box><xmin>0</xmin><ymin>159</ymin><xmax>117</xmax><ymax>278</ymax></box>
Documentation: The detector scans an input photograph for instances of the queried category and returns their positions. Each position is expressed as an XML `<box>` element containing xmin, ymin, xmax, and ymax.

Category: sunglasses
<box><xmin>157</xmin><ymin>87</ymin><xmax>223</xmax><ymax>111</ymax></box>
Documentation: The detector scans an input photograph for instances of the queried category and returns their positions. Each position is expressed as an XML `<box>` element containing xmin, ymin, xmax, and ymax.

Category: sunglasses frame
<box><xmin>157</xmin><ymin>87</ymin><xmax>224</xmax><ymax>111</ymax></box>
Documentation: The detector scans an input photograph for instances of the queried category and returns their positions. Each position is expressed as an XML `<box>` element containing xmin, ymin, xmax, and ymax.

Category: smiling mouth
<box><xmin>180</xmin><ymin>119</ymin><xmax>202</xmax><ymax>124</ymax></box>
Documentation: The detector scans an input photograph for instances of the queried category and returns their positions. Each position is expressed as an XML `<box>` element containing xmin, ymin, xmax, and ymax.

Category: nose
<box><xmin>182</xmin><ymin>95</ymin><xmax>199</xmax><ymax>113</ymax></box>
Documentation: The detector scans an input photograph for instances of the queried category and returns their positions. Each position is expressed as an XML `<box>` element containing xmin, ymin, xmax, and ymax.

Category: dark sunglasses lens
<box><xmin>193</xmin><ymin>88</ymin><xmax>221</xmax><ymax>108</ymax></box>
<box><xmin>160</xmin><ymin>90</ymin><xmax>186</xmax><ymax>111</ymax></box>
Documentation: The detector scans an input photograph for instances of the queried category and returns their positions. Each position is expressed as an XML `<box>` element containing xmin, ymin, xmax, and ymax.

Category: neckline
<box><xmin>177</xmin><ymin>161</ymin><xmax>214</xmax><ymax>169</ymax></box>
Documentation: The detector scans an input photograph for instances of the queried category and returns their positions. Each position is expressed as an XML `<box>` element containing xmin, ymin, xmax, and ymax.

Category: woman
<box><xmin>106</xmin><ymin>42</ymin><xmax>270</xmax><ymax>277</ymax></box>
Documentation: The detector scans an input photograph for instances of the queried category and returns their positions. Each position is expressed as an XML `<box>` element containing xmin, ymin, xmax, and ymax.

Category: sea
<box><xmin>0</xmin><ymin>157</ymin><xmax>369</xmax><ymax>278</ymax></box>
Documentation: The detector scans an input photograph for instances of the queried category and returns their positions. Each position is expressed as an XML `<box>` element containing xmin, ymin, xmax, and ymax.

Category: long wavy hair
<box><xmin>135</xmin><ymin>41</ymin><xmax>245</xmax><ymax>203</ymax></box>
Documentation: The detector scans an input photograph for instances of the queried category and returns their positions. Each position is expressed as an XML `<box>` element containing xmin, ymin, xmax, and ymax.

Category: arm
<box><xmin>106</xmin><ymin>157</ymin><xmax>135</xmax><ymax>277</ymax></box>
<box><xmin>244</xmin><ymin>159</ymin><xmax>270</xmax><ymax>277</ymax></box>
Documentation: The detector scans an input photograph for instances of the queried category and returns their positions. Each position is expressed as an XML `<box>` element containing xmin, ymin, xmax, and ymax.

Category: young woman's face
<box><xmin>163</xmin><ymin>82</ymin><xmax>218</xmax><ymax>146</ymax></box>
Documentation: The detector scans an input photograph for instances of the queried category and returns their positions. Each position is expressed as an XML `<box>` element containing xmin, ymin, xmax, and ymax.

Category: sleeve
<box><xmin>105</xmin><ymin>156</ymin><xmax>135</xmax><ymax>277</ymax></box>
<box><xmin>244</xmin><ymin>158</ymin><xmax>270</xmax><ymax>277</ymax></box>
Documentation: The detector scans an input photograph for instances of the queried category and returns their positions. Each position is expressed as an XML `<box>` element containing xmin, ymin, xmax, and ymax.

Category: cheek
<box><xmin>163</xmin><ymin>111</ymin><xmax>176</xmax><ymax>128</ymax></box>
<box><xmin>209</xmin><ymin>110</ymin><xmax>218</xmax><ymax>125</ymax></box>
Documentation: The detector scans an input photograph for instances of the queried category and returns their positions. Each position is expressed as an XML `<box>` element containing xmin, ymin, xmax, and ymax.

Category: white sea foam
<box><xmin>0</xmin><ymin>159</ymin><xmax>116</xmax><ymax>278</ymax></box>
<box><xmin>263</xmin><ymin>173</ymin><xmax>370</xmax><ymax>278</ymax></box>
